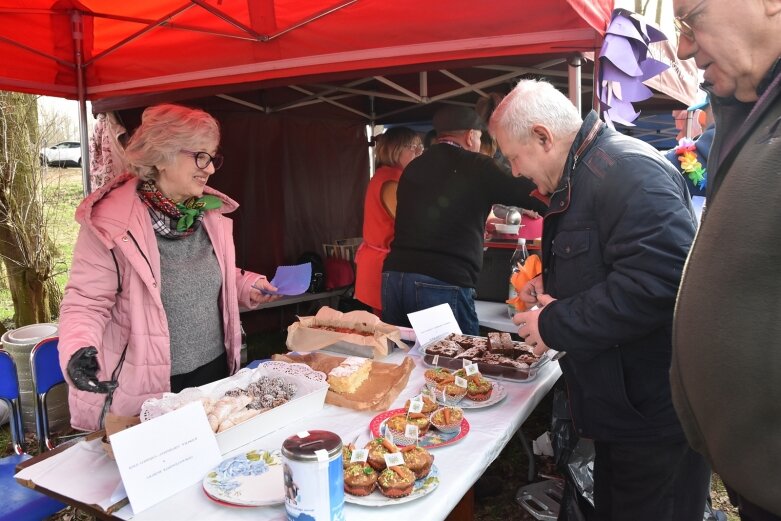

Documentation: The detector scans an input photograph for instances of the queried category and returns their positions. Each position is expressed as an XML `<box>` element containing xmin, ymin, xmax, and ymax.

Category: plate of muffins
<box><xmin>369</xmin><ymin>405</ymin><xmax>470</xmax><ymax>449</ymax></box>
<box><xmin>342</xmin><ymin>439</ymin><xmax>439</xmax><ymax>505</ymax></box>
<box><xmin>423</xmin><ymin>367</ymin><xmax>507</xmax><ymax>408</ymax></box>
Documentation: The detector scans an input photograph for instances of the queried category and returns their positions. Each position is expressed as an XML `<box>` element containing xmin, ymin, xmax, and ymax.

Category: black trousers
<box><xmin>170</xmin><ymin>352</ymin><xmax>229</xmax><ymax>393</ymax></box>
<box><xmin>592</xmin><ymin>438</ymin><xmax>711</xmax><ymax>521</ymax></box>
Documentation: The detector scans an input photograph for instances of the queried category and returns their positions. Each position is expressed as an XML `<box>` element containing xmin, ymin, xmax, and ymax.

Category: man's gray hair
<box><xmin>489</xmin><ymin>80</ymin><xmax>582</xmax><ymax>142</ymax></box>
<box><xmin>124</xmin><ymin>104</ymin><xmax>220</xmax><ymax>181</ymax></box>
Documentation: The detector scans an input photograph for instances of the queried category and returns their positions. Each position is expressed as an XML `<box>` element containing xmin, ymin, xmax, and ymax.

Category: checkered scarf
<box><xmin>137</xmin><ymin>180</ymin><xmax>209</xmax><ymax>239</ymax></box>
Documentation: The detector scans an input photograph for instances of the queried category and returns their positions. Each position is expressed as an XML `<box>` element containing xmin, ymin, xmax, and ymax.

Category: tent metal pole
<box><xmin>72</xmin><ymin>11</ymin><xmax>91</xmax><ymax>196</ymax></box>
<box><xmin>568</xmin><ymin>54</ymin><xmax>582</xmax><ymax>117</ymax></box>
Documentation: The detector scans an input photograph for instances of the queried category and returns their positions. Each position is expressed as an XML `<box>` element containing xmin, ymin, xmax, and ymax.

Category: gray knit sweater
<box><xmin>157</xmin><ymin>225</ymin><xmax>224</xmax><ymax>375</ymax></box>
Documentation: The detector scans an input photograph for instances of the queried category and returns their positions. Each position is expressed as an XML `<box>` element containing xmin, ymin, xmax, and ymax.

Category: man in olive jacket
<box><xmin>671</xmin><ymin>1</ymin><xmax>781</xmax><ymax>519</ymax></box>
<box><xmin>491</xmin><ymin>79</ymin><xmax>708</xmax><ymax>521</ymax></box>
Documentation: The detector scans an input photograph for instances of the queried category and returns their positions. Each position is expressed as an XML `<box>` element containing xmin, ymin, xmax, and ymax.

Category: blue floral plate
<box><xmin>202</xmin><ymin>449</ymin><xmax>284</xmax><ymax>507</ymax></box>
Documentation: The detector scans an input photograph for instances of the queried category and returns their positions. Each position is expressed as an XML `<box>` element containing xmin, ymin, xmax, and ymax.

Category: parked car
<box><xmin>40</xmin><ymin>141</ymin><xmax>81</xmax><ymax>167</ymax></box>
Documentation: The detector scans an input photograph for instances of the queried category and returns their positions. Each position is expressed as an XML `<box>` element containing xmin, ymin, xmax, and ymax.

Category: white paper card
<box><xmin>384</xmin><ymin>452</ymin><xmax>405</xmax><ymax>468</ymax></box>
<box><xmin>110</xmin><ymin>402</ymin><xmax>222</xmax><ymax>514</ymax></box>
<box><xmin>404</xmin><ymin>424</ymin><xmax>419</xmax><ymax>439</ymax></box>
<box><xmin>350</xmin><ymin>448</ymin><xmax>369</xmax><ymax>463</ymax></box>
<box><xmin>408</xmin><ymin>400</ymin><xmax>423</xmax><ymax>414</ymax></box>
<box><xmin>455</xmin><ymin>376</ymin><xmax>468</xmax><ymax>388</ymax></box>
<box><xmin>464</xmin><ymin>363</ymin><xmax>479</xmax><ymax>376</ymax></box>
<box><xmin>407</xmin><ymin>303</ymin><xmax>461</xmax><ymax>346</ymax></box>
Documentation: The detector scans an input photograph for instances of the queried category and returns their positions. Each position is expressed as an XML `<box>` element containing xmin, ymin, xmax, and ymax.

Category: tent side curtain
<box><xmin>0</xmin><ymin>0</ymin><xmax>613</xmax><ymax>100</ymax></box>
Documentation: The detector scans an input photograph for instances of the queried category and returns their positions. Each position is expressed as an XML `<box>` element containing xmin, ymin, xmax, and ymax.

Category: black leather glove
<box><xmin>66</xmin><ymin>346</ymin><xmax>118</xmax><ymax>394</ymax></box>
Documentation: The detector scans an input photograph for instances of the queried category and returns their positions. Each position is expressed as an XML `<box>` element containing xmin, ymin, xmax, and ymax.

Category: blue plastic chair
<box><xmin>30</xmin><ymin>337</ymin><xmax>80</xmax><ymax>453</ymax></box>
<box><xmin>0</xmin><ymin>349</ymin><xmax>65</xmax><ymax>520</ymax></box>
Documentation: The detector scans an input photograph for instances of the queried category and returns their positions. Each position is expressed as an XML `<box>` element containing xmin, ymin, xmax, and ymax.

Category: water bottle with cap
<box><xmin>508</xmin><ymin>237</ymin><xmax>528</xmax><ymax>318</ymax></box>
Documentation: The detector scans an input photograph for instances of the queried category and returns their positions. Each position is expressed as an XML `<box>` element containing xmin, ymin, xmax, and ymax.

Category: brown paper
<box><xmin>102</xmin><ymin>413</ymin><xmax>141</xmax><ymax>460</ymax></box>
<box><xmin>272</xmin><ymin>352</ymin><xmax>415</xmax><ymax>411</ymax></box>
<box><xmin>286</xmin><ymin>307</ymin><xmax>407</xmax><ymax>358</ymax></box>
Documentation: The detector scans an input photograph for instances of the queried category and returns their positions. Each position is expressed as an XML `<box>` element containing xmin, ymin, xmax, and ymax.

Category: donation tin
<box><xmin>281</xmin><ymin>430</ymin><xmax>345</xmax><ymax>521</ymax></box>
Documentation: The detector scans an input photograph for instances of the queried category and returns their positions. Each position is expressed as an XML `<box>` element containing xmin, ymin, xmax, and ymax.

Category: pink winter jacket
<box><xmin>58</xmin><ymin>173</ymin><xmax>261</xmax><ymax>431</ymax></box>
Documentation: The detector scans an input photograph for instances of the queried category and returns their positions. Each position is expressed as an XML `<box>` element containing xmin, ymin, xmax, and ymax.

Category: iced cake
<box><xmin>327</xmin><ymin>356</ymin><xmax>372</xmax><ymax>394</ymax></box>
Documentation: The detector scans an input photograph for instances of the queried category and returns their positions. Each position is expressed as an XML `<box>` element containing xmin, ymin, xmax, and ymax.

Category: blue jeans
<box><xmin>381</xmin><ymin>271</ymin><xmax>480</xmax><ymax>336</ymax></box>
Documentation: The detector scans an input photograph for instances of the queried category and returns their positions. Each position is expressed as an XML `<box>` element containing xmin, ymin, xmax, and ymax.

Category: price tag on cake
<box><xmin>455</xmin><ymin>376</ymin><xmax>468</xmax><ymax>388</ymax></box>
<box><xmin>408</xmin><ymin>400</ymin><xmax>423</xmax><ymax>414</ymax></box>
<box><xmin>464</xmin><ymin>363</ymin><xmax>479</xmax><ymax>376</ymax></box>
<box><xmin>384</xmin><ymin>452</ymin><xmax>405</xmax><ymax>468</ymax></box>
<box><xmin>350</xmin><ymin>448</ymin><xmax>369</xmax><ymax>463</ymax></box>
<box><xmin>404</xmin><ymin>424</ymin><xmax>419</xmax><ymax>440</ymax></box>
<box><xmin>432</xmin><ymin>354</ymin><xmax>440</xmax><ymax>366</ymax></box>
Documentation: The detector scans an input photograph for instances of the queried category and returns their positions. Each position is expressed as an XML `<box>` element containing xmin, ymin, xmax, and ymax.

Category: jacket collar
<box><xmin>557</xmin><ymin>110</ymin><xmax>604</xmax><ymax>192</ymax></box>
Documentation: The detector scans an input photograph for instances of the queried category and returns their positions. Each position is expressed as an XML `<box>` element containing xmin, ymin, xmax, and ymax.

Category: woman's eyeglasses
<box><xmin>181</xmin><ymin>150</ymin><xmax>224</xmax><ymax>170</ymax></box>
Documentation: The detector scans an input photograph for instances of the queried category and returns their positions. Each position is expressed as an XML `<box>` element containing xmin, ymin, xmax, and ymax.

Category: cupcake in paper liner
<box><xmin>430</xmin><ymin>406</ymin><xmax>463</xmax><ymax>434</ymax></box>
<box><xmin>384</xmin><ymin>413</ymin><xmax>430</xmax><ymax>446</ymax></box>
<box><xmin>423</xmin><ymin>367</ymin><xmax>453</xmax><ymax>391</ymax></box>
<box><xmin>434</xmin><ymin>381</ymin><xmax>467</xmax><ymax>405</ymax></box>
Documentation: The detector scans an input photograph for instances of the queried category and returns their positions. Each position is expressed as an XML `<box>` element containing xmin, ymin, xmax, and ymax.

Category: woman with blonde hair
<box><xmin>59</xmin><ymin>103</ymin><xmax>279</xmax><ymax>431</ymax></box>
<box><xmin>354</xmin><ymin>126</ymin><xmax>422</xmax><ymax>314</ymax></box>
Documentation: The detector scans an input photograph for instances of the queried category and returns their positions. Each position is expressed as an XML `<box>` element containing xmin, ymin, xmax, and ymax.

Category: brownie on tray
<box><xmin>425</xmin><ymin>339</ymin><xmax>464</xmax><ymax>358</ymax></box>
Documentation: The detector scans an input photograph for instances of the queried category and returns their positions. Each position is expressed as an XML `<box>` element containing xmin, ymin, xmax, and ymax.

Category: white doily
<box><xmin>139</xmin><ymin>362</ymin><xmax>327</xmax><ymax>423</ymax></box>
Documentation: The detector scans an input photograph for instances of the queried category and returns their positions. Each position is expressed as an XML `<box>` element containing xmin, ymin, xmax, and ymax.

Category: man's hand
<box><xmin>512</xmin><ymin>294</ymin><xmax>557</xmax><ymax>356</ymax></box>
<box><xmin>520</xmin><ymin>275</ymin><xmax>545</xmax><ymax>308</ymax></box>
<box><xmin>66</xmin><ymin>347</ymin><xmax>118</xmax><ymax>394</ymax></box>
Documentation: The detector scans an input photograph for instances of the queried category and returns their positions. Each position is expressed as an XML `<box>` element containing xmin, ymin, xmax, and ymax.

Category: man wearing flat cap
<box><xmin>382</xmin><ymin>105</ymin><xmax>545</xmax><ymax>334</ymax></box>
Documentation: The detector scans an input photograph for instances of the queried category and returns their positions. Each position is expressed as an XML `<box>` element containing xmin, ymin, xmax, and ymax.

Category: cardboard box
<box><xmin>147</xmin><ymin>364</ymin><xmax>329</xmax><ymax>455</ymax></box>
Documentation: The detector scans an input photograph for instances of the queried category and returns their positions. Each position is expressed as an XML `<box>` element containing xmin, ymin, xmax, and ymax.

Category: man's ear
<box><xmin>531</xmin><ymin>124</ymin><xmax>554</xmax><ymax>151</ymax></box>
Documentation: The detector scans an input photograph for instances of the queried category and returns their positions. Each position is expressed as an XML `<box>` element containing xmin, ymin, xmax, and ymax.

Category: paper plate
<box><xmin>202</xmin><ymin>449</ymin><xmax>285</xmax><ymax>507</ymax></box>
<box><xmin>369</xmin><ymin>408</ymin><xmax>469</xmax><ymax>449</ymax></box>
<box><xmin>344</xmin><ymin>464</ymin><xmax>439</xmax><ymax>506</ymax></box>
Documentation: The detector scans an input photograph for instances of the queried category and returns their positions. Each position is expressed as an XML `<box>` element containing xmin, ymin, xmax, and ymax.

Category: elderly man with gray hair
<box><xmin>671</xmin><ymin>1</ymin><xmax>781</xmax><ymax>519</ymax></box>
<box><xmin>489</xmin><ymin>79</ymin><xmax>708</xmax><ymax>520</ymax></box>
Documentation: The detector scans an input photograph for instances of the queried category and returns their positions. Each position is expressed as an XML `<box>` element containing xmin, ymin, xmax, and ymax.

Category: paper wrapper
<box><xmin>272</xmin><ymin>352</ymin><xmax>415</xmax><ymax>411</ymax></box>
<box><xmin>102</xmin><ymin>413</ymin><xmax>141</xmax><ymax>460</ymax></box>
<box><xmin>286</xmin><ymin>306</ymin><xmax>407</xmax><ymax>358</ymax></box>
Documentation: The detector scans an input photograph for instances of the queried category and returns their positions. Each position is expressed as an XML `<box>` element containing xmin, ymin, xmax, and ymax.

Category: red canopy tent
<box><xmin>1</xmin><ymin>0</ymin><xmax>618</xmax><ymax>284</ymax></box>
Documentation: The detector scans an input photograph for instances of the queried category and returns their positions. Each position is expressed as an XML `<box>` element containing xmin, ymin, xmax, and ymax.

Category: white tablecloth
<box><xmin>17</xmin><ymin>350</ymin><xmax>560</xmax><ymax>521</ymax></box>
<box><xmin>475</xmin><ymin>300</ymin><xmax>518</xmax><ymax>333</ymax></box>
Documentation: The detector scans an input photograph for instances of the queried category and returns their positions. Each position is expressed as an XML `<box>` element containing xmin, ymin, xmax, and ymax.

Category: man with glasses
<box><xmin>382</xmin><ymin>105</ymin><xmax>545</xmax><ymax>334</ymax></box>
<box><xmin>670</xmin><ymin>1</ymin><xmax>781</xmax><ymax>520</ymax></box>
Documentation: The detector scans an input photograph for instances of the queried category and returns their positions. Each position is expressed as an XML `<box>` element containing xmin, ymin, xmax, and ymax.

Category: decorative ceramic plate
<box><xmin>369</xmin><ymin>409</ymin><xmax>470</xmax><ymax>449</ymax></box>
<box><xmin>423</xmin><ymin>381</ymin><xmax>508</xmax><ymax>409</ymax></box>
<box><xmin>202</xmin><ymin>449</ymin><xmax>285</xmax><ymax>507</ymax></box>
<box><xmin>344</xmin><ymin>464</ymin><xmax>440</xmax><ymax>506</ymax></box>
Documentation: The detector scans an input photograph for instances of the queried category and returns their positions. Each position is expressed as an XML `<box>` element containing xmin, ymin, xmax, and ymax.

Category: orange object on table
<box><xmin>506</xmin><ymin>254</ymin><xmax>542</xmax><ymax>312</ymax></box>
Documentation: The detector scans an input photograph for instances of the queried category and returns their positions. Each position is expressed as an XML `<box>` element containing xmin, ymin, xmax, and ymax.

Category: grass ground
<box><xmin>0</xmin><ymin>166</ymin><xmax>82</xmax><ymax>324</ymax></box>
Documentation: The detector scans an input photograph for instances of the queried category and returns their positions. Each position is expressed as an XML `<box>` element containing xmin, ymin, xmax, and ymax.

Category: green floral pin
<box><xmin>175</xmin><ymin>194</ymin><xmax>222</xmax><ymax>231</ymax></box>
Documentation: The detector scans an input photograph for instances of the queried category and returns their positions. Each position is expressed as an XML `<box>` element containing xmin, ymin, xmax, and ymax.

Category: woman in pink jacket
<box><xmin>59</xmin><ymin>104</ymin><xmax>278</xmax><ymax>431</ymax></box>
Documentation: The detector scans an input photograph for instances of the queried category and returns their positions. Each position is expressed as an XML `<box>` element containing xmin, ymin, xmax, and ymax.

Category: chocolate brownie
<box><xmin>453</xmin><ymin>346</ymin><xmax>486</xmax><ymax>360</ymax></box>
<box><xmin>488</xmin><ymin>332</ymin><xmax>515</xmax><ymax>353</ymax></box>
<box><xmin>426</xmin><ymin>339</ymin><xmax>463</xmax><ymax>358</ymax></box>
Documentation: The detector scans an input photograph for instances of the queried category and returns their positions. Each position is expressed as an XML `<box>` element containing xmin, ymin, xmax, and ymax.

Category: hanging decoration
<box><xmin>598</xmin><ymin>9</ymin><xmax>669</xmax><ymax>128</ymax></box>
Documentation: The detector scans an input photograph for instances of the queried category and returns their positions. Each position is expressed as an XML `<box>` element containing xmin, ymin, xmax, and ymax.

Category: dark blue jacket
<box><xmin>538</xmin><ymin>111</ymin><xmax>697</xmax><ymax>443</ymax></box>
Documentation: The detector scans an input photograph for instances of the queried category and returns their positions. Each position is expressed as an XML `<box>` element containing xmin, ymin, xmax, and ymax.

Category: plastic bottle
<box><xmin>508</xmin><ymin>237</ymin><xmax>529</xmax><ymax>318</ymax></box>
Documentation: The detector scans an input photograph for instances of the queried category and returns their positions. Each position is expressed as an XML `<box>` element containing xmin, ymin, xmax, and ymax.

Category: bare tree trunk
<box><xmin>0</xmin><ymin>91</ymin><xmax>61</xmax><ymax>328</ymax></box>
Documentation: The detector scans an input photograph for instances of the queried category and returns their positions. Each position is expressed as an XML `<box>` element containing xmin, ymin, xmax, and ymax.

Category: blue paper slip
<box><xmin>265</xmin><ymin>263</ymin><xmax>311</xmax><ymax>296</ymax></box>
